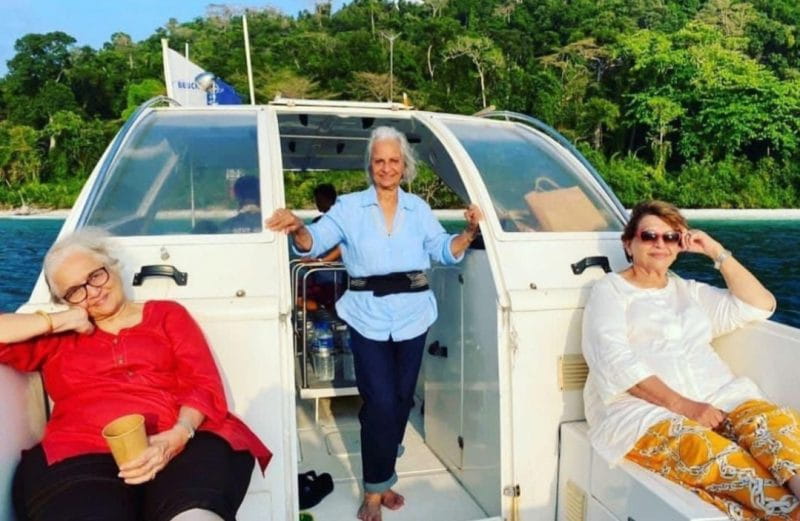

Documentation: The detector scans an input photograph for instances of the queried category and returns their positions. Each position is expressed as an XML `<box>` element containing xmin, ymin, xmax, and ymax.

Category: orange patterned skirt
<box><xmin>627</xmin><ymin>400</ymin><xmax>800</xmax><ymax>520</ymax></box>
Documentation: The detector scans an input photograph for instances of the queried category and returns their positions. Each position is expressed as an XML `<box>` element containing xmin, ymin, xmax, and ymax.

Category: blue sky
<box><xmin>0</xmin><ymin>1</ymin><xmax>349</xmax><ymax>76</ymax></box>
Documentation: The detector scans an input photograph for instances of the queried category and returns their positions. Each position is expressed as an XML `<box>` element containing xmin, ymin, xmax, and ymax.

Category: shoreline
<box><xmin>0</xmin><ymin>208</ymin><xmax>70</xmax><ymax>219</ymax></box>
<box><xmin>1</xmin><ymin>208</ymin><xmax>799</xmax><ymax>220</ymax></box>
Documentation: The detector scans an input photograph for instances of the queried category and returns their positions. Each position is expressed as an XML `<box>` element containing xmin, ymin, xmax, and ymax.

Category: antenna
<box><xmin>379</xmin><ymin>31</ymin><xmax>400</xmax><ymax>102</ymax></box>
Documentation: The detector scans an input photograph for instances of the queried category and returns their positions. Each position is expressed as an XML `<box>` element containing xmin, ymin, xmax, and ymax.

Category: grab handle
<box><xmin>571</xmin><ymin>256</ymin><xmax>610</xmax><ymax>275</ymax></box>
<box><xmin>132</xmin><ymin>265</ymin><xmax>188</xmax><ymax>286</ymax></box>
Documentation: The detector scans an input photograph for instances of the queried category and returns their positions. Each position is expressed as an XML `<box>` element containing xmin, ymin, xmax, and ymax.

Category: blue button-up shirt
<box><xmin>297</xmin><ymin>185</ymin><xmax>463</xmax><ymax>341</ymax></box>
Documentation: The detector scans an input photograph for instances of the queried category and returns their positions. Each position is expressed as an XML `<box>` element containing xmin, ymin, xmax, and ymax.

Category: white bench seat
<box><xmin>559</xmin><ymin>421</ymin><xmax>729</xmax><ymax>521</ymax></box>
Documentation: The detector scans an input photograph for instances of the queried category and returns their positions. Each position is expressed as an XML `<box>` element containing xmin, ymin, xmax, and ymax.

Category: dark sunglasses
<box><xmin>639</xmin><ymin>230</ymin><xmax>682</xmax><ymax>244</ymax></box>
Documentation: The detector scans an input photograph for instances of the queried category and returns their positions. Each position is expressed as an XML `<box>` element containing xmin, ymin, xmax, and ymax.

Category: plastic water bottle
<box><xmin>305</xmin><ymin>320</ymin><xmax>316</xmax><ymax>350</ymax></box>
<box><xmin>334</xmin><ymin>323</ymin><xmax>356</xmax><ymax>381</ymax></box>
<box><xmin>313</xmin><ymin>323</ymin><xmax>335</xmax><ymax>381</ymax></box>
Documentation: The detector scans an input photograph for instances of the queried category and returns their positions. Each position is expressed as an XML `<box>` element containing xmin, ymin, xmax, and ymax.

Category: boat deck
<box><xmin>296</xmin><ymin>395</ymin><xmax>488</xmax><ymax>520</ymax></box>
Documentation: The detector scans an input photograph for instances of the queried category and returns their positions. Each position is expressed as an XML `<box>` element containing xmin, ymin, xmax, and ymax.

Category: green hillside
<box><xmin>1</xmin><ymin>0</ymin><xmax>799</xmax><ymax>209</ymax></box>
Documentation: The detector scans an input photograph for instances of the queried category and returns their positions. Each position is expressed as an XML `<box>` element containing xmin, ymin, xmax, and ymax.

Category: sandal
<box><xmin>298</xmin><ymin>470</ymin><xmax>334</xmax><ymax>509</ymax></box>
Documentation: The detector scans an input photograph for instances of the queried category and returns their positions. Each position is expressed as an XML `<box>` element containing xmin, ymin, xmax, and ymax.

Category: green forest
<box><xmin>2</xmin><ymin>0</ymin><xmax>800</xmax><ymax>209</ymax></box>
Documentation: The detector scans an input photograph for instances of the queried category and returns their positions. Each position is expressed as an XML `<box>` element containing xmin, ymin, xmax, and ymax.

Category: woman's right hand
<box><xmin>265</xmin><ymin>208</ymin><xmax>304</xmax><ymax>234</ymax></box>
<box><xmin>677</xmin><ymin>398</ymin><xmax>726</xmax><ymax>429</ymax></box>
<box><xmin>53</xmin><ymin>307</ymin><xmax>94</xmax><ymax>335</ymax></box>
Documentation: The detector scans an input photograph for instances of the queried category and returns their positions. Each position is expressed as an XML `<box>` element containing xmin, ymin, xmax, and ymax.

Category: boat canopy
<box><xmin>77</xmin><ymin>103</ymin><xmax>623</xmax><ymax>237</ymax></box>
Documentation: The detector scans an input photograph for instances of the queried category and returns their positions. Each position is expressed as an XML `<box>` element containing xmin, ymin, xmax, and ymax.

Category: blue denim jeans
<box><xmin>349</xmin><ymin>327</ymin><xmax>427</xmax><ymax>493</ymax></box>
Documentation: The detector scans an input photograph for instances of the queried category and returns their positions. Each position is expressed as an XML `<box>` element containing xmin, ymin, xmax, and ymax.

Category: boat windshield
<box><xmin>441</xmin><ymin>117</ymin><xmax>622</xmax><ymax>233</ymax></box>
<box><xmin>81</xmin><ymin>110</ymin><xmax>261</xmax><ymax>236</ymax></box>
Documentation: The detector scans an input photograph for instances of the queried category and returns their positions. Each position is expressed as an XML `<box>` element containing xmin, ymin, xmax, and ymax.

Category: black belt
<box><xmin>348</xmin><ymin>271</ymin><xmax>429</xmax><ymax>297</ymax></box>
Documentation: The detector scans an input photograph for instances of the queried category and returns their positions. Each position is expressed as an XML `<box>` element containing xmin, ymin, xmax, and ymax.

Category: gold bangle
<box><xmin>35</xmin><ymin>310</ymin><xmax>53</xmax><ymax>335</ymax></box>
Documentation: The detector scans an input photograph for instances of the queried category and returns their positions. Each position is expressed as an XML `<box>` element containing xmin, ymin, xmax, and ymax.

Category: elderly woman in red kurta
<box><xmin>0</xmin><ymin>229</ymin><xmax>270</xmax><ymax>521</ymax></box>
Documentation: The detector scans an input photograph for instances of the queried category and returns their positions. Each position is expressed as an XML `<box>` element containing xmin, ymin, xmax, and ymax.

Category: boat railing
<box><xmin>269</xmin><ymin>95</ymin><xmax>413</xmax><ymax>111</ymax></box>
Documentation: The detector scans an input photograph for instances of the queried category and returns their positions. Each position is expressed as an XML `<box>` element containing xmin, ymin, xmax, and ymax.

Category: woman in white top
<box><xmin>583</xmin><ymin>200</ymin><xmax>800</xmax><ymax>520</ymax></box>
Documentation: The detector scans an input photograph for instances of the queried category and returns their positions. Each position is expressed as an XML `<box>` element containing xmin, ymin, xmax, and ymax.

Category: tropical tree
<box><xmin>580</xmin><ymin>97</ymin><xmax>621</xmax><ymax>150</ymax></box>
<box><xmin>628</xmin><ymin>95</ymin><xmax>684</xmax><ymax>171</ymax></box>
<box><xmin>443</xmin><ymin>35</ymin><xmax>505</xmax><ymax>108</ymax></box>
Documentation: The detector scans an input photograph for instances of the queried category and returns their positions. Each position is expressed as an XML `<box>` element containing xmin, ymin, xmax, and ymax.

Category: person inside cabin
<box><xmin>266</xmin><ymin>126</ymin><xmax>482</xmax><ymax>521</ymax></box>
<box><xmin>312</xmin><ymin>183</ymin><xmax>337</xmax><ymax>222</ymax></box>
<box><xmin>218</xmin><ymin>174</ymin><xmax>262</xmax><ymax>233</ymax></box>
<box><xmin>0</xmin><ymin>228</ymin><xmax>271</xmax><ymax>521</ymax></box>
<box><xmin>582</xmin><ymin>200</ymin><xmax>800</xmax><ymax>521</ymax></box>
<box><xmin>309</xmin><ymin>182</ymin><xmax>341</xmax><ymax>263</ymax></box>
<box><xmin>303</xmin><ymin>182</ymin><xmax>341</xmax><ymax>310</ymax></box>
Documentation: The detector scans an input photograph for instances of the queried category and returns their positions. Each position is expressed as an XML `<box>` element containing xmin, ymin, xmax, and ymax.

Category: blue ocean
<box><xmin>1</xmin><ymin>218</ymin><xmax>798</xmax><ymax>328</ymax></box>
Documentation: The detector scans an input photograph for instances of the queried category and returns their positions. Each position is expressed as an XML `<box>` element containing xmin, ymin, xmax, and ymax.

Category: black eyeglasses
<box><xmin>62</xmin><ymin>267</ymin><xmax>110</xmax><ymax>304</ymax></box>
<box><xmin>639</xmin><ymin>230</ymin><xmax>682</xmax><ymax>244</ymax></box>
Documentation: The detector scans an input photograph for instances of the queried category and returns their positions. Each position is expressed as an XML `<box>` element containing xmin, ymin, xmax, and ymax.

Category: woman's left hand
<box><xmin>464</xmin><ymin>204</ymin><xmax>483</xmax><ymax>234</ymax></box>
<box><xmin>117</xmin><ymin>426</ymin><xmax>189</xmax><ymax>485</ymax></box>
<box><xmin>681</xmin><ymin>229</ymin><xmax>724</xmax><ymax>259</ymax></box>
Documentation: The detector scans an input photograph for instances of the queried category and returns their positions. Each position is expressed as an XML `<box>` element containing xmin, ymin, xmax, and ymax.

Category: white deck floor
<box><xmin>296</xmin><ymin>395</ymin><xmax>488</xmax><ymax>521</ymax></box>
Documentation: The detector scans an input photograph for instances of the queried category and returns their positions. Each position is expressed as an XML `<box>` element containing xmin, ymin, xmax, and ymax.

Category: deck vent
<box><xmin>565</xmin><ymin>480</ymin><xmax>587</xmax><ymax>521</ymax></box>
<box><xmin>558</xmin><ymin>354</ymin><xmax>589</xmax><ymax>391</ymax></box>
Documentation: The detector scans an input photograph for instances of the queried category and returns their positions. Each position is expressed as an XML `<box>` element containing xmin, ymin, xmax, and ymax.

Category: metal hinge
<box><xmin>457</xmin><ymin>435</ymin><xmax>464</xmax><ymax>450</ymax></box>
<box><xmin>502</xmin><ymin>484</ymin><xmax>520</xmax><ymax>497</ymax></box>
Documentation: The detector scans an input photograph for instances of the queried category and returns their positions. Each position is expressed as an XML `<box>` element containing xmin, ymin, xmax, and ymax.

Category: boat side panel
<box><xmin>426</xmin><ymin>251</ymin><xmax>502</xmax><ymax>516</ymax></box>
<box><xmin>494</xmin><ymin>236</ymin><xmax>627</xmax><ymax>292</ymax></box>
<box><xmin>714</xmin><ymin>321</ymin><xmax>800</xmax><ymax>411</ymax></box>
<box><xmin>461</xmin><ymin>251</ymin><xmax>501</xmax><ymax>514</ymax></box>
<box><xmin>0</xmin><ymin>367</ymin><xmax>46</xmax><ymax>521</ymax></box>
<box><xmin>425</xmin><ymin>265</ymin><xmax>464</xmax><ymax>470</ymax></box>
<box><xmin>509</xmin><ymin>301</ymin><xmax>586</xmax><ymax>520</ymax></box>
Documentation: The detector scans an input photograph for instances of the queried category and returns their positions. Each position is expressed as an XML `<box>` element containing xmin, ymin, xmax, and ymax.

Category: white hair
<box><xmin>364</xmin><ymin>126</ymin><xmax>418</xmax><ymax>184</ymax></box>
<box><xmin>43</xmin><ymin>227</ymin><xmax>121</xmax><ymax>303</ymax></box>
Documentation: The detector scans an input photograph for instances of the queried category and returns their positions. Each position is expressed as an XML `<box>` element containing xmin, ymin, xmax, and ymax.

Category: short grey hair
<box><xmin>43</xmin><ymin>228</ymin><xmax>121</xmax><ymax>303</ymax></box>
<box><xmin>364</xmin><ymin>126</ymin><xmax>418</xmax><ymax>184</ymax></box>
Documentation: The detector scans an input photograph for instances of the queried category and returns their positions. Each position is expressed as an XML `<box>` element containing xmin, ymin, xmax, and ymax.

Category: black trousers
<box><xmin>349</xmin><ymin>327</ymin><xmax>427</xmax><ymax>493</ymax></box>
<box><xmin>13</xmin><ymin>432</ymin><xmax>254</xmax><ymax>521</ymax></box>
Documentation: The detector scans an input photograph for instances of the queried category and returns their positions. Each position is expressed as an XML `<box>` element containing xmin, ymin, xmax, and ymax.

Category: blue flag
<box><xmin>213</xmin><ymin>78</ymin><xmax>242</xmax><ymax>105</ymax></box>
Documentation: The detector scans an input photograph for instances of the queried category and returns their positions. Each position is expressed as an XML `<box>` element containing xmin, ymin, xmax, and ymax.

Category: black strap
<box><xmin>349</xmin><ymin>271</ymin><xmax>429</xmax><ymax>297</ymax></box>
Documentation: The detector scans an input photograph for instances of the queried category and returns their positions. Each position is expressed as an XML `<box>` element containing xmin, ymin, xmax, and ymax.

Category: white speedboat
<box><xmin>2</xmin><ymin>96</ymin><xmax>797</xmax><ymax>521</ymax></box>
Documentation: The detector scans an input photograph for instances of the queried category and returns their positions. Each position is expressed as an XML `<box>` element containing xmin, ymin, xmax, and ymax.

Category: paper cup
<box><xmin>102</xmin><ymin>413</ymin><xmax>148</xmax><ymax>467</ymax></box>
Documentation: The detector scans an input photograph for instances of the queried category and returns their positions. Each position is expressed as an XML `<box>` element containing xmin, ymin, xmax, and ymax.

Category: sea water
<box><xmin>1</xmin><ymin>218</ymin><xmax>798</xmax><ymax>328</ymax></box>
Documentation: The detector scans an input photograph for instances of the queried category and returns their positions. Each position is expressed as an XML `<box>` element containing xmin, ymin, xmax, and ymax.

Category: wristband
<box><xmin>175</xmin><ymin>418</ymin><xmax>195</xmax><ymax>439</ymax></box>
<box><xmin>713</xmin><ymin>249</ymin><xmax>732</xmax><ymax>270</ymax></box>
<box><xmin>35</xmin><ymin>310</ymin><xmax>53</xmax><ymax>335</ymax></box>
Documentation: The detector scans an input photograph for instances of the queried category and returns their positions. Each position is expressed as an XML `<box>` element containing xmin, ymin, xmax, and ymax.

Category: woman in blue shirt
<box><xmin>267</xmin><ymin>126</ymin><xmax>481</xmax><ymax>521</ymax></box>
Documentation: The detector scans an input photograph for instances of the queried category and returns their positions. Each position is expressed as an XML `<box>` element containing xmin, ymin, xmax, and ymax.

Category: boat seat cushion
<box><xmin>560</xmin><ymin>421</ymin><xmax>728</xmax><ymax>521</ymax></box>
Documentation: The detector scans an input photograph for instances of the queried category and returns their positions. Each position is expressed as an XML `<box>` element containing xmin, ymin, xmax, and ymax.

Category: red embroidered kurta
<box><xmin>0</xmin><ymin>300</ymin><xmax>271</xmax><ymax>471</ymax></box>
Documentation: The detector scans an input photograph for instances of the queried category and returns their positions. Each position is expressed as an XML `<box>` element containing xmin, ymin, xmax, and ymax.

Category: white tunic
<box><xmin>582</xmin><ymin>272</ymin><xmax>773</xmax><ymax>464</ymax></box>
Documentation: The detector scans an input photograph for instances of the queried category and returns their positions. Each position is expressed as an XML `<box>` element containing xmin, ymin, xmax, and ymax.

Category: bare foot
<box><xmin>357</xmin><ymin>493</ymin><xmax>382</xmax><ymax>521</ymax></box>
<box><xmin>381</xmin><ymin>489</ymin><xmax>405</xmax><ymax>510</ymax></box>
